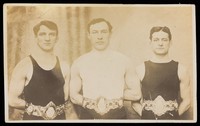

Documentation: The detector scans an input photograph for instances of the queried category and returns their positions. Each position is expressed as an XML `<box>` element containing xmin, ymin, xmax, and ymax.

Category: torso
<box><xmin>138</xmin><ymin>60</ymin><xmax>181</xmax><ymax>119</ymax></box>
<box><xmin>23</xmin><ymin>55</ymin><xmax>65</xmax><ymax>119</ymax></box>
<box><xmin>141</xmin><ymin>60</ymin><xmax>180</xmax><ymax>101</ymax></box>
<box><xmin>76</xmin><ymin>50</ymin><xmax>130</xmax><ymax>100</ymax></box>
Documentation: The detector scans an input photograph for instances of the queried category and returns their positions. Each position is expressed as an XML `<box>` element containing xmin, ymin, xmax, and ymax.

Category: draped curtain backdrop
<box><xmin>6</xmin><ymin>6</ymin><xmax>91</xmax><ymax>120</ymax></box>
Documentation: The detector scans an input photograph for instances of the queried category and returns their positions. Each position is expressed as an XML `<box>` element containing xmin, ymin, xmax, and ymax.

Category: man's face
<box><xmin>36</xmin><ymin>25</ymin><xmax>57</xmax><ymax>52</ymax></box>
<box><xmin>88</xmin><ymin>21</ymin><xmax>110</xmax><ymax>51</ymax></box>
<box><xmin>150</xmin><ymin>31</ymin><xmax>171</xmax><ymax>56</ymax></box>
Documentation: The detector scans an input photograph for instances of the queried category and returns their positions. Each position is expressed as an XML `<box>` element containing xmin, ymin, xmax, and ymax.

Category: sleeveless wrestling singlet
<box><xmin>23</xmin><ymin>55</ymin><xmax>65</xmax><ymax>120</ymax></box>
<box><xmin>141</xmin><ymin>60</ymin><xmax>180</xmax><ymax>119</ymax></box>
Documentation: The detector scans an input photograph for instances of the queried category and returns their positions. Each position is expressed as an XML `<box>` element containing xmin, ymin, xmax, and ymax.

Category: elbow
<box><xmin>132</xmin><ymin>91</ymin><xmax>142</xmax><ymax>101</ymax></box>
<box><xmin>8</xmin><ymin>96</ymin><xmax>16</xmax><ymax>108</ymax></box>
<box><xmin>124</xmin><ymin>89</ymin><xmax>142</xmax><ymax>101</ymax></box>
<box><xmin>69</xmin><ymin>93</ymin><xmax>76</xmax><ymax>104</ymax></box>
<box><xmin>70</xmin><ymin>97</ymin><xmax>75</xmax><ymax>104</ymax></box>
<box><xmin>133</xmin><ymin>94</ymin><xmax>142</xmax><ymax>101</ymax></box>
<box><xmin>185</xmin><ymin>98</ymin><xmax>191</xmax><ymax>110</ymax></box>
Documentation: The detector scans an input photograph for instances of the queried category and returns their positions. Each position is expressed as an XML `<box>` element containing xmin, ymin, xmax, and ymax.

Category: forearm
<box><xmin>9</xmin><ymin>97</ymin><xmax>26</xmax><ymax>109</ymax></box>
<box><xmin>132</xmin><ymin>102</ymin><xmax>143</xmax><ymax>116</ymax></box>
<box><xmin>70</xmin><ymin>93</ymin><xmax>84</xmax><ymax>106</ymax></box>
<box><xmin>178</xmin><ymin>99</ymin><xmax>190</xmax><ymax>116</ymax></box>
<box><xmin>124</xmin><ymin>89</ymin><xmax>141</xmax><ymax>101</ymax></box>
<box><xmin>64</xmin><ymin>102</ymin><xmax>78</xmax><ymax>119</ymax></box>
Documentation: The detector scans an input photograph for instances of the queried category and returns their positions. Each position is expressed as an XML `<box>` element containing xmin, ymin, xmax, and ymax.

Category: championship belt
<box><xmin>83</xmin><ymin>97</ymin><xmax>123</xmax><ymax>115</ymax></box>
<box><xmin>25</xmin><ymin>101</ymin><xmax>68</xmax><ymax>120</ymax></box>
<box><xmin>142</xmin><ymin>95</ymin><xmax>178</xmax><ymax>116</ymax></box>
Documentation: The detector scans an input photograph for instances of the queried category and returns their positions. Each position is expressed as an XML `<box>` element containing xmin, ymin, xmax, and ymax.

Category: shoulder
<box><xmin>111</xmin><ymin>51</ymin><xmax>131</xmax><ymax>63</ymax></box>
<box><xmin>14</xmin><ymin>57</ymin><xmax>32</xmax><ymax>70</ymax></box>
<box><xmin>136</xmin><ymin>63</ymin><xmax>145</xmax><ymax>73</ymax></box>
<box><xmin>178</xmin><ymin>63</ymin><xmax>189</xmax><ymax>79</ymax></box>
<box><xmin>11</xmin><ymin>56</ymin><xmax>32</xmax><ymax>76</ymax></box>
<box><xmin>112</xmin><ymin>51</ymin><xmax>129</xmax><ymax>58</ymax></box>
<box><xmin>58</xmin><ymin>59</ymin><xmax>70</xmax><ymax>77</ymax></box>
<box><xmin>136</xmin><ymin>63</ymin><xmax>145</xmax><ymax>81</ymax></box>
<box><xmin>71</xmin><ymin>52</ymin><xmax>91</xmax><ymax>67</ymax></box>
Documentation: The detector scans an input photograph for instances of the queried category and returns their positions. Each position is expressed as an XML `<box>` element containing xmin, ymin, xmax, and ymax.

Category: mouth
<box><xmin>96</xmin><ymin>41</ymin><xmax>104</xmax><ymax>45</ymax></box>
<box><xmin>44</xmin><ymin>43</ymin><xmax>52</xmax><ymax>46</ymax></box>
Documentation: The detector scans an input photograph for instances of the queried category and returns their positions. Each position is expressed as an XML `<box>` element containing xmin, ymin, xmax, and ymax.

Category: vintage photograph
<box><xmin>4</xmin><ymin>4</ymin><xmax>196</xmax><ymax>123</ymax></box>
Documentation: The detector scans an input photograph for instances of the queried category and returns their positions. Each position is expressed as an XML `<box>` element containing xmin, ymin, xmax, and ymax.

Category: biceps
<box><xmin>70</xmin><ymin>75</ymin><xmax>82</xmax><ymax>94</ymax></box>
<box><xmin>180</xmin><ymin>80</ymin><xmax>190</xmax><ymax>99</ymax></box>
<box><xmin>126</xmin><ymin>74</ymin><xmax>141</xmax><ymax>90</ymax></box>
<box><xmin>9</xmin><ymin>76</ymin><xmax>25</xmax><ymax>98</ymax></box>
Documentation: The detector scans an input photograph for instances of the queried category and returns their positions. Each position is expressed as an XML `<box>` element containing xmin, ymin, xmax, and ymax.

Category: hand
<box><xmin>94</xmin><ymin>97</ymin><xmax>110</xmax><ymax>115</ymax></box>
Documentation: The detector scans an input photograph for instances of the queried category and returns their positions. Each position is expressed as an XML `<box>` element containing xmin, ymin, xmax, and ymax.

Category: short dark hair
<box><xmin>149</xmin><ymin>26</ymin><xmax>172</xmax><ymax>41</ymax></box>
<box><xmin>33</xmin><ymin>20</ymin><xmax>58</xmax><ymax>36</ymax></box>
<box><xmin>87</xmin><ymin>18</ymin><xmax>112</xmax><ymax>33</ymax></box>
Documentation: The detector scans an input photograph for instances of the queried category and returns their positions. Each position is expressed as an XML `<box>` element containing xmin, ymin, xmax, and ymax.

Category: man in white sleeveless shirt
<box><xmin>70</xmin><ymin>18</ymin><xmax>141</xmax><ymax>119</ymax></box>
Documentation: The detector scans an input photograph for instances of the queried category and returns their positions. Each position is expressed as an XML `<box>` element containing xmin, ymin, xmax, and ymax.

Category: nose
<box><xmin>45</xmin><ymin>35</ymin><xmax>50</xmax><ymax>41</ymax></box>
<box><xmin>97</xmin><ymin>33</ymin><xmax>103</xmax><ymax>40</ymax></box>
<box><xmin>158</xmin><ymin>40</ymin><xmax>164</xmax><ymax>46</ymax></box>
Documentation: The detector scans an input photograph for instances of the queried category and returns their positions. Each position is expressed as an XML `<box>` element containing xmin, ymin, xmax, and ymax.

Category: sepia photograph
<box><xmin>3</xmin><ymin>4</ymin><xmax>196</xmax><ymax>123</ymax></box>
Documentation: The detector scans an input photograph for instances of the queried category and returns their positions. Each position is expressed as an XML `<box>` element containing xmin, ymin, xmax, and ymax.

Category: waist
<box><xmin>25</xmin><ymin>101</ymin><xmax>68</xmax><ymax>120</ymax></box>
<box><xmin>83</xmin><ymin>97</ymin><xmax>123</xmax><ymax>113</ymax></box>
<box><xmin>142</xmin><ymin>99</ymin><xmax>178</xmax><ymax>116</ymax></box>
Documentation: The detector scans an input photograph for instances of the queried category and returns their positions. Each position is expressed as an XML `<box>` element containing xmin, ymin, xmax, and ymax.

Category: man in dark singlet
<box><xmin>8</xmin><ymin>20</ymin><xmax>71</xmax><ymax>120</ymax></box>
<box><xmin>132</xmin><ymin>26</ymin><xmax>191</xmax><ymax>120</ymax></box>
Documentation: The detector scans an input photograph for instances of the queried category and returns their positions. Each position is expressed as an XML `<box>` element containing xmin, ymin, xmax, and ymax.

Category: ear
<box><xmin>56</xmin><ymin>36</ymin><xmax>59</xmax><ymax>42</ymax></box>
<box><xmin>149</xmin><ymin>40</ymin><xmax>152</xmax><ymax>45</ymax></box>
<box><xmin>169</xmin><ymin>40</ymin><xmax>172</xmax><ymax>47</ymax></box>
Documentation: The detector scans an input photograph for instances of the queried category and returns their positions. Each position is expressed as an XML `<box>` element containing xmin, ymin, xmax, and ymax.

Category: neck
<box><xmin>150</xmin><ymin>53</ymin><xmax>171</xmax><ymax>63</ymax></box>
<box><xmin>92</xmin><ymin>48</ymin><xmax>110</xmax><ymax>54</ymax></box>
<box><xmin>32</xmin><ymin>46</ymin><xmax>55</xmax><ymax>59</ymax></box>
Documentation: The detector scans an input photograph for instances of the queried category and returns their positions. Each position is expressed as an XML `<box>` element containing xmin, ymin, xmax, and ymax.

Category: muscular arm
<box><xmin>60</xmin><ymin>61</ymin><xmax>70</xmax><ymax>101</ymax></box>
<box><xmin>70</xmin><ymin>62</ymin><xmax>84</xmax><ymax>106</ymax></box>
<box><xmin>131</xmin><ymin>63</ymin><xmax>145</xmax><ymax>116</ymax></box>
<box><xmin>60</xmin><ymin>61</ymin><xmax>78</xmax><ymax>119</ymax></box>
<box><xmin>124</xmin><ymin>60</ymin><xmax>142</xmax><ymax>101</ymax></box>
<box><xmin>8</xmin><ymin>58</ymin><xmax>31</xmax><ymax>109</ymax></box>
<box><xmin>178</xmin><ymin>64</ymin><xmax>191</xmax><ymax>116</ymax></box>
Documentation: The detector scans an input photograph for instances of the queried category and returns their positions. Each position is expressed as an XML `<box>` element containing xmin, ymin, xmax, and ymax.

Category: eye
<box><xmin>49</xmin><ymin>32</ymin><xmax>56</xmax><ymax>37</ymax></box>
<box><xmin>38</xmin><ymin>32</ymin><xmax>46</xmax><ymax>36</ymax></box>
<box><xmin>152</xmin><ymin>38</ymin><xmax>159</xmax><ymax>42</ymax></box>
<box><xmin>101</xmin><ymin>30</ymin><xmax>108</xmax><ymax>33</ymax></box>
<box><xmin>91</xmin><ymin>30</ymin><xmax>98</xmax><ymax>34</ymax></box>
<box><xmin>162</xmin><ymin>38</ymin><xmax>169</xmax><ymax>41</ymax></box>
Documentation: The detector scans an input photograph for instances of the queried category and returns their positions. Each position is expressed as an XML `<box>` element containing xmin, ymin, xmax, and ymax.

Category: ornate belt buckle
<box><xmin>96</xmin><ymin>97</ymin><xmax>108</xmax><ymax>115</ymax></box>
<box><xmin>25</xmin><ymin>103</ymin><xmax>34</xmax><ymax>115</ymax></box>
<box><xmin>43</xmin><ymin>101</ymin><xmax>57</xmax><ymax>120</ymax></box>
<box><xmin>152</xmin><ymin>96</ymin><xmax>168</xmax><ymax>116</ymax></box>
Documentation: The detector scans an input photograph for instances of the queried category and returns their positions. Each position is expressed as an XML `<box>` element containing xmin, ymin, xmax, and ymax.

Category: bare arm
<box><xmin>8</xmin><ymin>58</ymin><xmax>31</xmax><ymax>109</ymax></box>
<box><xmin>60</xmin><ymin>61</ymin><xmax>78</xmax><ymax>119</ymax></box>
<box><xmin>178</xmin><ymin>64</ymin><xmax>191</xmax><ymax>116</ymax></box>
<box><xmin>70</xmin><ymin>62</ymin><xmax>84</xmax><ymax>106</ymax></box>
<box><xmin>124</xmin><ymin>60</ymin><xmax>142</xmax><ymax>101</ymax></box>
<box><xmin>60</xmin><ymin>61</ymin><xmax>70</xmax><ymax>102</ymax></box>
<box><xmin>131</xmin><ymin>63</ymin><xmax>145</xmax><ymax>116</ymax></box>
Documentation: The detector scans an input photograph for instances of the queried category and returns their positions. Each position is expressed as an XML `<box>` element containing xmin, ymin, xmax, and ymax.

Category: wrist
<box><xmin>82</xmin><ymin>97</ymin><xmax>86</xmax><ymax>108</ymax></box>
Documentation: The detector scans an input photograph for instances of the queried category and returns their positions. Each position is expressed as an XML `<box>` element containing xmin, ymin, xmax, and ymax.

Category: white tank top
<box><xmin>77</xmin><ymin>50</ymin><xmax>130</xmax><ymax>100</ymax></box>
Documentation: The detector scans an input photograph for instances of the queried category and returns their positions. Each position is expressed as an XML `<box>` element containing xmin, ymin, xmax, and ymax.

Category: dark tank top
<box><xmin>23</xmin><ymin>55</ymin><xmax>65</xmax><ymax>120</ymax></box>
<box><xmin>141</xmin><ymin>60</ymin><xmax>180</xmax><ymax>101</ymax></box>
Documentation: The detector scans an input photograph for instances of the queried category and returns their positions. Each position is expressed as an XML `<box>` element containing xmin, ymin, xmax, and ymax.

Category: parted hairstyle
<box><xmin>149</xmin><ymin>26</ymin><xmax>172</xmax><ymax>41</ymax></box>
<box><xmin>87</xmin><ymin>18</ymin><xmax>112</xmax><ymax>33</ymax></box>
<box><xmin>33</xmin><ymin>20</ymin><xmax>58</xmax><ymax>36</ymax></box>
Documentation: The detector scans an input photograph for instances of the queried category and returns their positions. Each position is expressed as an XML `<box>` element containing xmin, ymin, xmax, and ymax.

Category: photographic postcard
<box><xmin>3</xmin><ymin>3</ymin><xmax>196</xmax><ymax>123</ymax></box>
